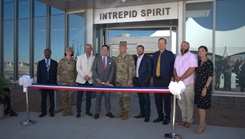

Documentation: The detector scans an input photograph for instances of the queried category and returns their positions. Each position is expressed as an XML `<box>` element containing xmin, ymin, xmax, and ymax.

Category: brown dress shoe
<box><xmin>184</xmin><ymin>122</ymin><xmax>192</xmax><ymax>129</ymax></box>
<box><xmin>178</xmin><ymin>121</ymin><xmax>187</xmax><ymax>127</ymax></box>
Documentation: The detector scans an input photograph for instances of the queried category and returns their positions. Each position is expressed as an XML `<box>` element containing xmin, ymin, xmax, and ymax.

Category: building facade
<box><xmin>0</xmin><ymin>0</ymin><xmax>245</xmax><ymax>97</ymax></box>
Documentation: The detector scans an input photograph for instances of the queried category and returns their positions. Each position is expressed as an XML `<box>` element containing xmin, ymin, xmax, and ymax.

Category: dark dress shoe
<box><xmin>39</xmin><ymin>113</ymin><xmax>46</xmax><ymax>118</ymax></box>
<box><xmin>106</xmin><ymin>112</ymin><xmax>115</xmax><ymax>118</ymax></box>
<box><xmin>76</xmin><ymin>113</ymin><xmax>81</xmax><ymax>118</ymax></box>
<box><xmin>153</xmin><ymin>117</ymin><xmax>164</xmax><ymax>123</ymax></box>
<box><xmin>162</xmin><ymin>119</ymin><xmax>170</xmax><ymax>125</ymax></box>
<box><xmin>9</xmin><ymin>110</ymin><xmax>18</xmax><ymax>116</ymax></box>
<box><xmin>144</xmin><ymin>117</ymin><xmax>150</xmax><ymax>122</ymax></box>
<box><xmin>94</xmin><ymin>114</ymin><xmax>99</xmax><ymax>119</ymax></box>
<box><xmin>134</xmin><ymin>114</ymin><xmax>145</xmax><ymax>119</ymax></box>
<box><xmin>86</xmin><ymin>112</ymin><xmax>93</xmax><ymax>117</ymax></box>
<box><xmin>50</xmin><ymin>113</ymin><xmax>55</xmax><ymax>117</ymax></box>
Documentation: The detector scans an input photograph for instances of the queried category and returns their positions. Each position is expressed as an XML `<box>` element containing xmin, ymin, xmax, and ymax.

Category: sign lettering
<box><xmin>94</xmin><ymin>2</ymin><xmax>178</xmax><ymax>24</ymax></box>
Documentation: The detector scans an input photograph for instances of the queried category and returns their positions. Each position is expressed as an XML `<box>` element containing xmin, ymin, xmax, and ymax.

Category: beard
<box><xmin>137</xmin><ymin>52</ymin><xmax>143</xmax><ymax>56</ymax></box>
<box><xmin>181</xmin><ymin>48</ymin><xmax>189</xmax><ymax>54</ymax></box>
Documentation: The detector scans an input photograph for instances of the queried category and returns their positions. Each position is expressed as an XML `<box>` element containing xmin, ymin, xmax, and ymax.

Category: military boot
<box><xmin>115</xmin><ymin>112</ymin><xmax>124</xmax><ymax>118</ymax></box>
<box><xmin>62</xmin><ymin>107</ymin><xmax>68</xmax><ymax>116</ymax></box>
<box><xmin>121</xmin><ymin>112</ymin><xmax>128</xmax><ymax>120</ymax></box>
<box><xmin>67</xmin><ymin>107</ymin><xmax>73</xmax><ymax>116</ymax></box>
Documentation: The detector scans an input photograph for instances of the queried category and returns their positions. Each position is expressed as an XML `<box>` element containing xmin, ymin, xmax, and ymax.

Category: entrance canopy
<box><xmin>37</xmin><ymin>0</ymin><xmax>177</xmax><ymax>12</ymax></box>
<box><xmin>186</xmin><ymin>18</ymin><xmax>245</xmax><ymax>56</ymax></box>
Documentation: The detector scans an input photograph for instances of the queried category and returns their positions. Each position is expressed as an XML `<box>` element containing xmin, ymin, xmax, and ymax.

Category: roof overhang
<box><xmin>37</xmin><ymin>0</ymin><xmax>179</xmax><ymax>12</ymax></box>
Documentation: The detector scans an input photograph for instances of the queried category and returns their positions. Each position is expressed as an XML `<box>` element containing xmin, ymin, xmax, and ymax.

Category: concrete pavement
<box><xmin>0</xmin><ymin>93</ymin><xmax>244</xmax><ymax>139</ymax></box>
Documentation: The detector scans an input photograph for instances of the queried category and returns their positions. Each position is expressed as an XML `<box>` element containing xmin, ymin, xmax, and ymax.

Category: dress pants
<box><xmin>178</xmin><ymin>84</ymin><xmax>194</xmax><ymax>123</ymax></box>
<box><xmin>153</xmin><ymin>77</ymin><xmax>171</xmax><ymax>120</ymax></box>
<box><xmin>239</xmin><ymin>75</ymin><xmax>245</xmax><ymax>92</ymax></box>
<box><xmin>133</xmin><ymin>78</ymin><xmax>151</xmax><ymax>118</ymax></box>
<box><xmin>41</xmin><ymin>89</ymin><xmax>55</xmax><ymax>114</ymax></box>
<box><xmin>95</xmin><ymin>92</ymin><xmax>111</xmax><ymax>114</ymax></box>
<box><xmin>76</xmin><ymin>81</ymin><xmax>93</xmax><ymax>114</ymax></box>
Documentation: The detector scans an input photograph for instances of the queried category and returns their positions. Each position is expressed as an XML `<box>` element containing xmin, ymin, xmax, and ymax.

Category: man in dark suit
<box><xmin>239</xmin><ymin>59</ymin><xmax>245</xmax><ymax>92</ymax></box>
<box><xmin>92</xmin><ymin>45</ymin><xmax>115</xmax><ymax>119</ymax></box>
<box><xmin>133</xmin><ymin>45</ymin><xmax>152</xmax><ymax>122</ymax></box>
<box><xmin>37</xmin><ymin>48</ymin><xmax>58</xmax><ymax>117</ymax></box>
<box><xmin>152</xmin><ymin>38</ymin><xmax>175</xmax><ymax>125</ymax></box>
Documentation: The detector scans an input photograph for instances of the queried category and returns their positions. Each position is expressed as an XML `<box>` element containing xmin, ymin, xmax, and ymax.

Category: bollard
<box><xmin>20</xmin><ymin>90</ymin><xmax>36</xmax><ymax>126</ymax></box>
<box><xmin>164</xmin><ymin>95</ymin><xmax>182</xmax><ymax>139</ymax></box>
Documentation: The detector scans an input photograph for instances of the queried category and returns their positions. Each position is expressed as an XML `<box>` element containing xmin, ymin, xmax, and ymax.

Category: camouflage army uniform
<box><xmin>115</xmin><ymin>53</ymin><xmax>135</xmax><ymax>119</ymax></box>
<box><xmin>57</xmin><ymin>57</ymin><xmax>77</xmax><ymax>116</ymax></box>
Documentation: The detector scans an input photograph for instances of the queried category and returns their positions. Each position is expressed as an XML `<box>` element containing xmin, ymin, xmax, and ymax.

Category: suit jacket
<box><xmin>92</xmin><ymin>56</ymin><xmax>115</xmax><ymax>85</ymax></box>
<box><xmin>37</xmin><ymin>59</ymin><xmax>58</xmax><ymax>84</ymax></box>
<box><xmin>76</xmin><ymin>53</ymin><xmax>95</xmax><ymax>84</ymax></box>
<box><xmin>133</xmin><ymin>54</ymin><xmax>152</xmax><ymax>86</ymax></box>
<box><xmin>240</xmin><ymin>62</ymin><xmax>245</xmax><ymax>77</ymax></box>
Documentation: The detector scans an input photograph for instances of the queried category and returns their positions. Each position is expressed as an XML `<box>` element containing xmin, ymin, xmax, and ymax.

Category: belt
<box><xmin>154</xmin><ymin>76</ymin><xmax>171</xmax><ymax>80</ymax></box>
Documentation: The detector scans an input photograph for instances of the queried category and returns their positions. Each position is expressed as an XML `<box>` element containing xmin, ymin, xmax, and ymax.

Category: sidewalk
<box><xmin>0</xmin><ymin>93</ymin><xmax>245</xmax><ymax>139</ymax></box>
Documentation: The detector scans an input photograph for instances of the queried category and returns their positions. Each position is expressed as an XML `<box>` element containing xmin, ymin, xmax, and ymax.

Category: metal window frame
<box><xmin>14</xmin><ymin>0</ymin><xmax>19</xmax><ymax>80</ymax></box>
<box><xmin>0</xmin><ymin>0</ymin><xmax>3</xmax><ymax>76</ymax></box>
<box><xmin>29</xmin><ymin>0</ymin><xmax>34</xmax><ymax>78</ymax></box>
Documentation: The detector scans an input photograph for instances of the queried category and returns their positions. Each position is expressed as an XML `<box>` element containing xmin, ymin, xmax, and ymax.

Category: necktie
<box><xmin>103</xmin><ymin>56</ymin><xmax>106</xmax><ymax>70</ymax></box>
<box><xmin>156</xmin><ymin>53</ymin><xmax>162</xmax><ymax>77</ymax></box>
<box><xmin>46</xmin><ymin>59</ymin><xmax>50</xmax><ymax>78</ymax></box>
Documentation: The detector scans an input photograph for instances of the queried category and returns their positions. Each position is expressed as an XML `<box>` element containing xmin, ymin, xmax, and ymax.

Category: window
<box><xmin>68</xmin><ymin>13</ymin><xmax>85</xmax><ymax>59</ymax></box>
<box><xmin>3</xmin><ymin>0</ymin><xmax>14</xmax><ymax>80</ymax></box>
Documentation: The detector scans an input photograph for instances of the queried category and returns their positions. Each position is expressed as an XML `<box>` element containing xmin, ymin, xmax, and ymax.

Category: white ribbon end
<box><xmin>23</xmin><ymin>88</ymin><xmax>27</xmax><ymax>93</ymax></box>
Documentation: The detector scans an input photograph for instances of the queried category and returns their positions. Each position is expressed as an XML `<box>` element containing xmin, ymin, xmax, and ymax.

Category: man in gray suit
<box><xmin>92</xmin><ymin>45</ymin><xmax>115</xmax><ymax>119</ymax></box>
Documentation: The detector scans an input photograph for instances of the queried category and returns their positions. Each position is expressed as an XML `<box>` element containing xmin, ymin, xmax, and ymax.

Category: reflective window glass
<box><xmin>215</xmin><ymin>0</ymin><xmax>245</xmax><ymax>92</ymax></box>
<box><xmin>68</xmin><ymin>13</ymin><xmax>85</xmax><ymax>59</ymax></box>
<box><xmin>34</xmin><ymin>0</ymin><xmax>46</xmax><ymax>17</ymax></box>
<box><xmin>3</xmin><ymin>1</ymin><xmax>14</xmax><ymax>80</ymax></box>
<box><xmin>18</xmin><ymin>19</ymin><xmax>30</xmax><ymax>77</ymax></box>
<box><xmin>51</xmin><ymin>10</ymin><xmax>64</xmax><ymax>62</ymax></box>
<box><xmin>18</xmin><ymin>0</ymin><xmax>30</xmax><ymax>19</ymax></box>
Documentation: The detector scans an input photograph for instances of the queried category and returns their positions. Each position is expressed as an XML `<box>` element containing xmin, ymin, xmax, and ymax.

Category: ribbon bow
<box><xmin>168</xmin><ymin>81</ymin><xmax>186</xmax><ymax>100</ymax></box>
<box><xmin>19</xmin><ymin>75</ymin><xmax>33</xmax><ymax>93</ymax></box>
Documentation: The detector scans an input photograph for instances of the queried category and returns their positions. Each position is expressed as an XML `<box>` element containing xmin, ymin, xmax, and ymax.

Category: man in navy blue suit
<box><xmin>152</xmin><ymin>38</ymin><xmax>175</xmax><ymax>125</ymax></box>
<box><xmin>133</xmin><ymin>45</ymin><xmax>152</xmax><ymax>122</ymax></box>
<box><xmin>37</xmin><ymin>48</ymin><xmax>58</xmax><ymax>117</ymax></box>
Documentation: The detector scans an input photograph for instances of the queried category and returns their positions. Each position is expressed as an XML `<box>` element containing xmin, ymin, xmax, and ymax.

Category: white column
<box><xmin>85</xmin><ymin>9</ymin><xmax>94</xmax><ymax>47</ymax></box>
<box><xmin>177</xmin><ymin>1</ymin><xmax>184</xmax><ymax>55</ymax></box>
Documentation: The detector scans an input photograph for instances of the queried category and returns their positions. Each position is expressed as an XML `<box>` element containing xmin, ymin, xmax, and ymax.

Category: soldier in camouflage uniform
<box><xmin>57</xmin><ymin>47</ymin><xmax>77</xmax><ymax>116</ymax></box>
<box><xmin>115</xmin><ymin>41</ymin><xmax>135</xmax><ymax>120</ymax></box>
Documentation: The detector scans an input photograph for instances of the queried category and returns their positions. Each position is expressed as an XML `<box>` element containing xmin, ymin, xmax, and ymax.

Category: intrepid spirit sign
<box><xmin>94</xmin><ymin>2</ymin><xmax>178</xmax><ymax>24</ymax></box>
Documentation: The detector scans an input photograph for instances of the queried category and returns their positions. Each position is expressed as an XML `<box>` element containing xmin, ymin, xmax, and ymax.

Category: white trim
<box><xmin>66</xmin><ymin>10</ymin><xmax>85</xmax><ymax>14</ymax></box>
<box><xmin>185</xmin><ymin>0</ymin><xmax>214</xmax><ymax>4</ymax></box>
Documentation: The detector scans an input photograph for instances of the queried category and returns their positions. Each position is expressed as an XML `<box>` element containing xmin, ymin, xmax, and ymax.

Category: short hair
<box><xmin>86</xmin><ymin>44</ymin><xmax>92</xmax><ymax>48</ymax></box>
<box><xmin>158</xmin><ymin>37</ymin><xmax>167</xmax><ymax>44</ymax></box>
<box><xmin>182</xmin><ymin>41</ymin><xmax>190</xmax><ymax>47</ymax></box>
<box><xmin>102</xmin><ymin>45</ymin><xmax>109</xmax><ymax>50</ymax></box>
<box><xmin>44</xmin><ymin>48</ymin><xmax>51</xmax><ymax>54</ymax></box>
<box><xmin>137</xmin><ymin>45</ymin><xmax>144</xmax><ymax>50</ymax></box>
<box><xmin>198</xmin><ymin>45</ymin><xmax>208</xmax><ymax>52</ymax></box>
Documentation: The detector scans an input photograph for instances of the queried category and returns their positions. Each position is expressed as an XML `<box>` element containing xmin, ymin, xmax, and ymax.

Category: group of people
<box><xmin>36</xmin><ymin>37</ymin><xmax>213</xmax><ymax>134</ymax></box>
